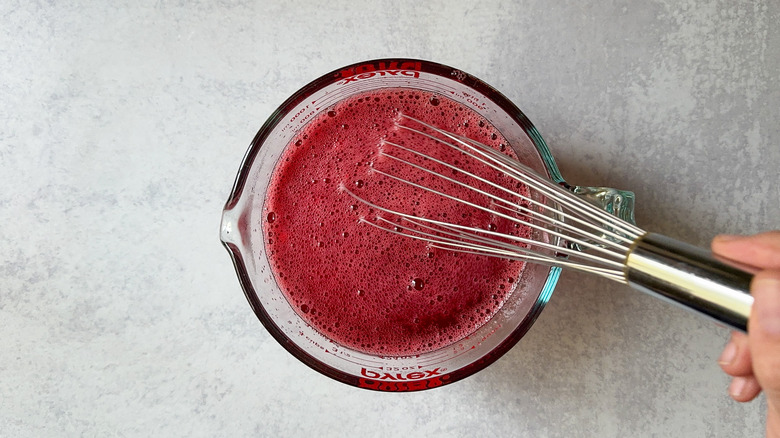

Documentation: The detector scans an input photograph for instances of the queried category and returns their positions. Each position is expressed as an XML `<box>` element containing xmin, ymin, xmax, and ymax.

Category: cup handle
<box><xmin>558</xmin><ymin>184</ymin><xmax>637</xmax><ymax>251</ymax></box>
<box><xmin>567</xmin><ymin>184</ymin><xmax>637</xmax><ymax>225</ymax></box>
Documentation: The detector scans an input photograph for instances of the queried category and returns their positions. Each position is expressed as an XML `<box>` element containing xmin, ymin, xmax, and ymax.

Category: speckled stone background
<box><xmin>2</xmin><ymin>1</ymin><xmax>778</xmax><ymax>437</ymax></box>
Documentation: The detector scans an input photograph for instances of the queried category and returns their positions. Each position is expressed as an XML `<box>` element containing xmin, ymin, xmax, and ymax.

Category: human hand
<box><xmin>713</xmin><ymin>231</ymin><xmax>780</xmax><ymax>437</ymax></box>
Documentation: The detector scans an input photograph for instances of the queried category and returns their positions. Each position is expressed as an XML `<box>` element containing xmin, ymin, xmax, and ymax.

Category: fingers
<box><xmin>713</xmin><ymin>232</ymin><xmax>780</xmax><ymax>409</ymax></box>
<box><xmin>719</xmin><ymin>332</ymin><xmax>752</xmax><ymax>376</ymax></box>
<box><xmin>719</xmin><ymin>332</ymin><xmax>763</xmax><ymax>401</ymax></box>
<box><xmin>748</xmin><ymin>270</ymin><xmax>780</xmax><ymax>404</ymax></box>
<box><xmin>728</xmin><ymin>375</ymin><xmax>763</xmax><ymax>402</ymax></box>
<box><xmin>712</xmin><ymin>231</ymin><xmax>780</xmax><ymax>270</ymax></box>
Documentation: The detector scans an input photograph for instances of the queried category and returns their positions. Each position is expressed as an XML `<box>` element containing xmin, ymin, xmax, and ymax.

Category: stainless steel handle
<box><xmin>625</xmin><ymin>233</ymin><xmax>754</xmax><ymax>332</ymax></box>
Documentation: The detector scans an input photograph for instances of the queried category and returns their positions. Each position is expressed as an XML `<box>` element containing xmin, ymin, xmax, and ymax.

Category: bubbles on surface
<box><xmin>261</xmin><ymin>87</ymin><xmax>528</xmax><ymax>356</ymax></box>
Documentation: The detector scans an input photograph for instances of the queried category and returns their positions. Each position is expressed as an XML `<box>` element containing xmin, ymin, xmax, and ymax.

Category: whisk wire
<box><xmin>378</xmin><ymin>140</ymin><xmax>635</xmax><ymax>261</ymax></box>
<box><xmin>398</xmin><ymin>115</ymin><xmax>644</xmax><ymax>237</ymax></box>
<box><xmin>344</xmin><ymin>185</ymin><xmax>627</xmax><ymax>283</ymax></box>
<box><xmin>385</xmin><ymin>203</ymin><xmax>625</xmax><ymax>270</ymax></box>
<box><xmin>374</xmin><ymin>149</ymin><xmax>628</xmax><ymax>266</ymax></box>
<box><xmin>357</xmin><ymin>205</ymin><xmax>626</xmax><ymax>282</ymax></box>
<box><xmin>344</xmin><ymin>114</ymin><xmax>652</xmax><ymax>283</ymax></box>
<box><xmin>395</xmin><ymin>119</ymin><xmax>643</xmax><ymax>243</ymax></box>
<box><xmin>369</xmin><ymin>163</ymin><xmax>628</xmax><ymax>264</ymax></box>
<box><xmin>380</xmin><ymin>141</ymin><xmax>633</xmax><ymax>258</ymax></box>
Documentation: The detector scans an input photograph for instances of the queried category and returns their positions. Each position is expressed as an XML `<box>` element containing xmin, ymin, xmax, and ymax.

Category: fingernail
<box><xmin>714</xmin><ymin>234</ymin><xmax>744</xmax><ymax>242</ymax></box>
<box><xmin>718</xmin><ymin>341</ymin><xmax>737</xmax><ymax>365</ymax></box>
<box><xmin>729</xmin><ymin>376</ymin><xmax>747</xmax><ymax>398</ymax></box>
<box><xmin>753</xmin><ymin>276</ymin><xmax>780</xmax><ymax>337</ymax></box>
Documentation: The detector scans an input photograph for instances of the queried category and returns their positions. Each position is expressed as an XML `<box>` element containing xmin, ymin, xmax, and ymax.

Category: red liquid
<box><xmin>263</xmin><ymin>88</ymin><xmax>530</xmax><ymax>355</ymax></box>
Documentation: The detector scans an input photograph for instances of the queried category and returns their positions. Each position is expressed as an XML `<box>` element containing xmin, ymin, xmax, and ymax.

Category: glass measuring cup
<box><xmin>220</xmin><ymin>59</ymin><xmax>635</xmax><ymax>391</ymax></box>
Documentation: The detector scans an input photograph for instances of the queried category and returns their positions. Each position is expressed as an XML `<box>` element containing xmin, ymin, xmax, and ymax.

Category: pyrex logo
<box><xmin>358</xmin><ymin>367</ymin><xmax>450</xmax><ymax>392</ymax></box>
<box><xmin>360</xmin><ymin>367</ymin><xmax>442</xmax><ymax>381</ymax></box>
<box><xmin>340</xmin><ymin>70</ymin><xmax>420</xmax><ymax>85</ymax></box>
<box><xmin>337</xmin><ymin>61</ymin><xmax>422</xmax><ymax>85</ymax></box>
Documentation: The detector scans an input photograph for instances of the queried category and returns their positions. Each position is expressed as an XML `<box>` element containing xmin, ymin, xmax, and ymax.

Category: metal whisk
<box><xmin>344</xmin><ymin>114</ymin><xmax>754</xmax><ymax>332</ymax></box>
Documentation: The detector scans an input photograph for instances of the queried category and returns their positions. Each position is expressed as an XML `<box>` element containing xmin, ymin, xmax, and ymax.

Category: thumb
<box><xmin>748</xmin><ymin>271</ymin><xmax>780</xmax><ymax>405</ymax></box>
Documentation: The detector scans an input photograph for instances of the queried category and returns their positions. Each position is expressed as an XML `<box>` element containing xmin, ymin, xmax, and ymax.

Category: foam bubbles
<box><xmin>262</xmin><ymin>87</ymin><xmax>530</xmax><ymax>356</ymax></box>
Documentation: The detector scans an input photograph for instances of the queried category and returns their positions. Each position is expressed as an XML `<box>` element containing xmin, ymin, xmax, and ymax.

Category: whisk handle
<box><xmin>625</xmin><ymin>233</ymin><xmax>754</xmax><ymax>332</ymax></box>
